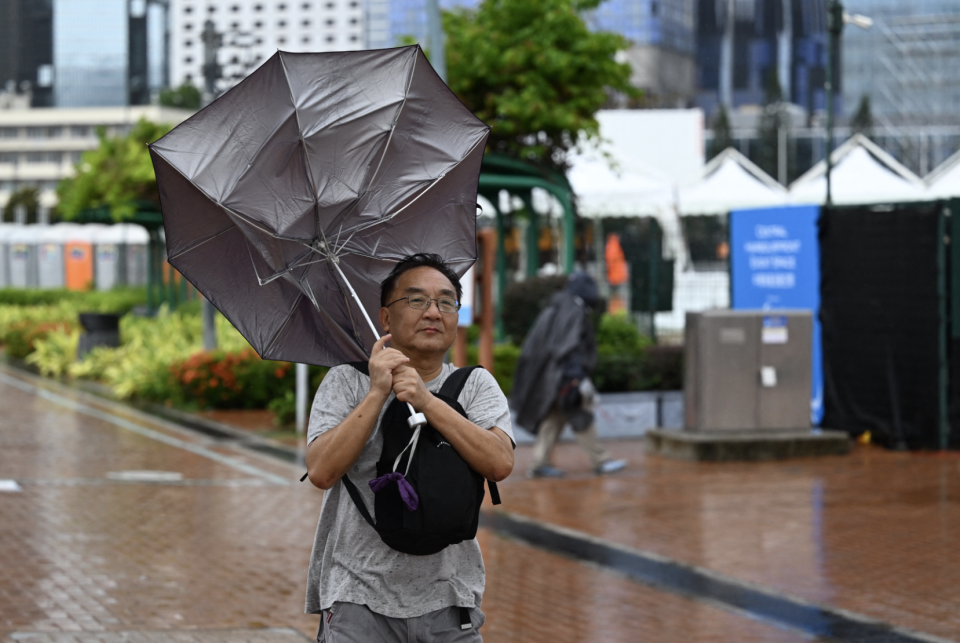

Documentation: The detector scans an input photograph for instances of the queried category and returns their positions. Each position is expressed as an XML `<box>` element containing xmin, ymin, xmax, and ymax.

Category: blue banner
<box><xmin>730</xmin><ymin>205</ymin><xmax>823</xmax><ymax>425</ymax></box>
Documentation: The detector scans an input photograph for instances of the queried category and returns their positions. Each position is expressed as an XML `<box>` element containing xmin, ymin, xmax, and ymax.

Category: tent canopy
<box><xmin>567</xmin><ymin>151</ymin><xmax>675</xmax><ymax>219</ymax></box>
<box><xmin>925</xmin><ymin>147</ymin><xmax>960</xmax><ymax>199</ymax></box>
<box><xmin>789</xmin><ymin>134</ymin><xmax>929</xmax><ymax>205</ymax></box>
<box><xmin>678</xmin><ymin>147</ymin><xmax>787</xmax><ymax>215</ymax></box>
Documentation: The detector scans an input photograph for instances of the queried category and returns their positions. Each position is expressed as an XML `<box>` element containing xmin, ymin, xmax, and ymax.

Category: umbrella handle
<box><xmin>330</xmin><ymin>259</ymin><xmax>428</xmax><ymax>429</ymax></box>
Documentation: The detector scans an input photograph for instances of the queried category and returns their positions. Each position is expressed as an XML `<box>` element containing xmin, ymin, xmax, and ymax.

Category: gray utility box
<box><xmin>684</xmin><ymin>310</ymin><xmax>812</xmax><ymax>431</ymax></box>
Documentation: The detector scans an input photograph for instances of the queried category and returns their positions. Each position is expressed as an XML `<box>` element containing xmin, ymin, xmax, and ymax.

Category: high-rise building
<box><xmin>695</xmin><ymin>0</ymin><xmax>831</xmax><ymax>121</ymax></box>
<box><xmin>0</xmin><ymin>0</ymin><xmax>168</xmax><ymax>108</ymax></box>
<box><xmin>366</xmin><ymin>0</ymin><xmax>696</xmax><ymax>105</ymax></box>
<box><xmin>367</xmin><ymin>0</ymin><xmax>476</xmax><ymax>50</ymax></box>
<box><xmin>587</xmin><ymin>0</ymin><xmax>697</xmax><ymax>107</ymax></box>
<box><xmin>168</xmin><ymin>0</ymin><xmax>365</xmax><ymax>92</ymax></box>
<box><xmin>842</xmin><ymin>0</ymin><xmax>960</xmax><ymax>127</ymax></box>
<box><xmin>0</xmin><ymin>0</ymin><xmax>54</xmax><ymax>107</ymax></box>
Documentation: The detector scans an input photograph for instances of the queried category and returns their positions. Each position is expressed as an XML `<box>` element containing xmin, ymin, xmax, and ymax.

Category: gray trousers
<box><xmin>530</xmin><ymin>407</ymin><xmax>609</xmax><ymax>471</ymax></box>
<box><xmin>318</xmin><ymin>602</ymin><xmax>485</xmax><ymax>643</ymax></box>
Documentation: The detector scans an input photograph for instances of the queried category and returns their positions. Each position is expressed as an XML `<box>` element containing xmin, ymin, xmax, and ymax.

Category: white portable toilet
<box><xmin>118</xmin><ymin>224</ymin><xmax>149</xmax><ymax>287</ymax></box>
<box><xmin>93</xmin><ymin>225</ymin><xmax>120</xmax><ymax>291</ymax></box>
<box><xmin>36</xmin><ymin>223</ymin><xmax>79</xmax><ymax>289</ymax></box>
<box><xmin>93</xmin><ymin>224</ymin><xmax>149</xmax><ymax>290</ymax></box>
<box><xmin>7</xmin><ymin>225</ymin><xmax>41</xmax><ymax>289</ymax></box>
<box><xmin>0</xmin><ymin>223</ymin><xmax>16</xmax><ymax>288</ymax></box>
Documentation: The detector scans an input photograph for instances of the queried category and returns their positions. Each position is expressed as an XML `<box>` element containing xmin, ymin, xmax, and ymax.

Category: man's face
<box><xmin>380</xmin><ymin>266</ymin><xmax>458</xmax><ymax>357</ymax></box>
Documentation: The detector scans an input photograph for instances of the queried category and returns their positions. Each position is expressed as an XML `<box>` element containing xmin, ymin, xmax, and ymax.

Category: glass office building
<box><xmin>51</xmin><ymin>0</ymin><xmax>167</xmax><ymax>108</ymax></box>
<box><xmin>0</xmin><ymin>0</ymin><xmax>54</xmax><ymax>107</ymax></box>
<box><xmin>54</xmin><ymin>0</ymin><xmax>128</xmax><ymax>107</ymax></box>
<box><xmin>842</xmin><ymin>0</ymin><xmax>960</xmax><ymax>127</ymax></box>
<box><xmin>368</xmin><ymin>0</ymin><xmax>478</xmax><ymax>49</ymax></box>
<box><xmin>695</xmin><ymin>0</ymin><xmax>830</xmax><ymax>119</ymax></box>
<box><xmin>586</xmin><ymin>0</ymin><xmax>696</xmax><ymax>56</ymax></box>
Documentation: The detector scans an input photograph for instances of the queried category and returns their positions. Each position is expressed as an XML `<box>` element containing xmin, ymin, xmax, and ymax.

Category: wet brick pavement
<box><xmin>8</xmin><ymin>629</ymin><xmax>310</xmax><ymax>642</ymax></box>
<box><xmin>1</xmin><ymin>363</ymin><xmax>958</xmax><ymax>642</ymax></box>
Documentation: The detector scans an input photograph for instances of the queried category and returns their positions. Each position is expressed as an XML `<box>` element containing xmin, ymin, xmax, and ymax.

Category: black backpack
<box><xmin>341</xmin><ymin>363</ymin><xmax>501</xmax><ymax>556</ymax></box>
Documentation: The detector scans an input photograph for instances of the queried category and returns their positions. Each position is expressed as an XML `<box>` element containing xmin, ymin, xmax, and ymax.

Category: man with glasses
<box><xmin>304</xmin><ymin>253</ymin><xmax>515</xmax><ymax>642</ymax></box>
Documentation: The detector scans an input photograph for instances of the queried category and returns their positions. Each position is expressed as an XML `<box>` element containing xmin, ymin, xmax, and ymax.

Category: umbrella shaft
<box><xmin>329</xmin><ymin>259</ymin><xmax>425</xmax><ymax>425</ymax></box>
<box><xmin>331</xmin><ymin>259</ymin><xmax>381</xmax><ymax>341</ymax></box>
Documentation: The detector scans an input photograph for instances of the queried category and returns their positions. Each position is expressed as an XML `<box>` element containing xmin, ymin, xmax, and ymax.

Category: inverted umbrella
<box><xmin>149</xmin><ymin>46</ymin><xmax>488</xmax><ymax>370</ymax></box>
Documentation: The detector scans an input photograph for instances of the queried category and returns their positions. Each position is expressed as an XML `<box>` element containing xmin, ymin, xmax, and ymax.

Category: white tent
<box><xmin>678</xmin><ymin>148</ymin><xmax>788</xmax><ymax>215</ymax></box>
<box><xmin>925</xmin><ymin>147</ymin><xmax>960</xmax><ymax>199</ymax></box>
<box><xmin>567</xmin><ymin>153</ymin><xmax>676</xmax><ymax>219</ymax></box>
<box><xmin>566</xmin><ymin>150</ymin><xmax>687</xmax><ymax>266</ymax></box>
<box><xmin>789</xmin><ymin>134</ymin><xmax>929</xmax><ymax>205</ymax></box>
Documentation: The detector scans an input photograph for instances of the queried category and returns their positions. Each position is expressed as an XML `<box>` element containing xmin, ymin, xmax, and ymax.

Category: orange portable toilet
<box><xmin>64</xmin><ymin>225</ymin><xmax>105</xmax><ymax>291</ymax></box>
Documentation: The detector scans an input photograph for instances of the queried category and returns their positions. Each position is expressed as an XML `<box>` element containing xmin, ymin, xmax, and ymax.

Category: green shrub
<box><xmin>25</xmin><ymin>326</ymin><xmax>80</xmax><ymax>376</ymax></box>
<box><xmin>465</xmin><ymin>341</ymin><xmax>521</xmax><ymax>396</ymax></box>
<box><xmin>640</xmin><ymin>344</ymin><xmax>683</xmax><ymax>390</ymax></box>
<box><xmin>4</xmin><ymin>319</ymin><xmax>76</xmax><ymax>360</ymax></box>
<box><xmin>268</xmin><ymin>390</ymin><xmax>297</xmax><ymax>427</ymax></box>
<box><xmin>596</xmin><ymin>312</ymin><xmax>651</xmax><ymax>356</ymax></box>
<box><xmin>592</xmin><ymin>313</ymin><xmax>653</xmax><ymax>393</ymax></box>
<box><xmin>0</xmin><ymin>287</ymin><xmax>146</xmax><ymax>313</ymax></box>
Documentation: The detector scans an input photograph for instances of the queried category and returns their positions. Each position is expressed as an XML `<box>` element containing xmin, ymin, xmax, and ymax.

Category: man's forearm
<box><xmin>306</xmin><ymin>391</ymin><xmax>389</xmax><ymax>489</ymax></box>
<box><xmin>421</xmin><ymin>397</ymin><xmax>514</xmax><ymax>481</ymax></box>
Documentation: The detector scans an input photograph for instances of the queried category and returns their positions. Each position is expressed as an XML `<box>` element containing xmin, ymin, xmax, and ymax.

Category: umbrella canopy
<box><xmin>678</xmin><ymin>148</ymin><xmax>787</xmax><ymax>215</ymax></box>
<box><xmin>149</xmin><ymin>46</ymin><xmax>490</xmax><ymax>367</ymax></box>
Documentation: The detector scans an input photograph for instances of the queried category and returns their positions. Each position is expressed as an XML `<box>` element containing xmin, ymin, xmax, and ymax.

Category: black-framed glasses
<box><xmin>386</xmin><ymin>295</ymin><xmax>461</xmax><ymax>314</ymax></box>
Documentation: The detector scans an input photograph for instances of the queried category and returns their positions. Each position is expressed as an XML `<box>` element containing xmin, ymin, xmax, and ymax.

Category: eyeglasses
<box><xmin>386</xmin><ymin>295</ymin><xmax>461</xmax><ymax>314</ymax></box>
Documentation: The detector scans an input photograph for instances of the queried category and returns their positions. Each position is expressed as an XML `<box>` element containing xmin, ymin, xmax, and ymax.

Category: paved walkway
<box><xmin>0</xmin><ymin>364</ymin><xmax>957</xmax><ymax>643</ymax></box>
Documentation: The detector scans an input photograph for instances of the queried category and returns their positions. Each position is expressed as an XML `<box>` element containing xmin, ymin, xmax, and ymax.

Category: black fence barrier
<box><xmin>819</xmin><ymin>202</ymin><xmax>956</xmax><ymax>450</ymax></box>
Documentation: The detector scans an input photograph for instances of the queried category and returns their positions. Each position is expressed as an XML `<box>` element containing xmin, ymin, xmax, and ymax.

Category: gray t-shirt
<box><xmin>304</xmin><ymin>362</ymin><xmax>514</xmax><ymax>618</ymax></box>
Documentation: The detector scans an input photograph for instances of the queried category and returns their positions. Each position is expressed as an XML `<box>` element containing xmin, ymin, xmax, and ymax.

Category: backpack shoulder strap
<box><xmin>438</xmin><ymin>366</ymin><xmax>503</xmax><ymax>506</ymax></box>
<box><xmin>348</xmin><ymin>361</ymin><xmax>369</xmax><ymax>376</ymax></box>
<box><xmin>340</xmin><ymin>475</ymin><xmax>377</xmax><ymax>530</ymax></box>
<box><xmin>439</xmin><ymin>365</ymin><xmax>484</xmax><ymax>400</ymax></box>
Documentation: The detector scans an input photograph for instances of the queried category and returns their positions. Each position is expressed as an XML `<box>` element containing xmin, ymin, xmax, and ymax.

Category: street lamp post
<box><xmin>824</xmin><ymin>1</ymin><xmax>872</xmax><ymax>206</ymax></box>
<box><xmin>825</xmin><ymin>0</ymin><xmax>843</xmax><ymax>207</ymax></box>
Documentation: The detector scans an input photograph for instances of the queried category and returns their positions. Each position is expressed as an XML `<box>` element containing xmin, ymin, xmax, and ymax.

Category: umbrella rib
<box><xmin>222</xmin><ymin>205</ymin><xmax>315</xmax><ymax>249</ymax></box>
<box><xmin>151</xmin><ymin>147</ymin><xmax>316</xmax><ymax>254</ymax></box>
<box><xmin>361</xmin><ymin>48</ymin><xmax>419</xmax><ymax>197</ymax></box>
<box><xmin>333</xmin><ymin>133</ymin><xmax>488</xmax><ymax>254</ymax></box>
<box><xmin>263</xmin><ymin>292</ymin><xmax>304</xmax><ymax>357</ymax></box>
<box><xmin>279</xmin><ymin>51</ymin><xmax>328</xmax><ymax>248</ymax></box>
<box><xmin>218</xmin><ymin>111</ymin><xmax>303</xmax><ymax>214</ymax></box>
<box><xmin>167</xmin><ymin>226</ymin><xmax>235</xmax><ymax>262</ymax></box>
<box><xmin>320</xmin><ymin>48</ymin><xmax>420</xmax><ymax>239</ymax></box>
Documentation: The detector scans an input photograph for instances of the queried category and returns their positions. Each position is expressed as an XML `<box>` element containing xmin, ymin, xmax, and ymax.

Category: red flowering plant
<box><xmin>169</xmin><ymin>348</ymin><xmax>295</xmax><ymax>409</ymax></box>
<box><xmin>4</xmin><ymin>320</ymin><xmax>75</xmax><ymax>360</ymax></box>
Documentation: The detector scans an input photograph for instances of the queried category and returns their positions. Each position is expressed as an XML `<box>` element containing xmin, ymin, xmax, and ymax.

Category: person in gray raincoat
<box><xmin>510</xmin><ymin>272</ymin><xmax>627</xmax><ymax>478</ymax></box>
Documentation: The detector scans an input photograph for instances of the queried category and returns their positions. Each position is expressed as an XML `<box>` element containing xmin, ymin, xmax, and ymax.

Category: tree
<box><xmin>851</xmin><ymin>94</ymin><xmax>873</xmax><ymax>138</ymax></box>
<box><xmin>2</xmin><ymin>186</ymin><xmax>41</xmax><ymax>223</ymax></box>
<box><xmin>443</xmin><ymin>0</ymin><xmax>637</xmax><ymax>172</ymax></box>
<box><xmin>159</xmin><ymin>82</ymin><xmax>202</xmax><ymax>111</ymax></box>
<box><xmin>709</xmin><ymin>105</ymin><xmax>733</xmax><ymax>160</ymax></box>
<box><xmin>57</xmin><ymin>118</ymin><xmax>171</xmax><ymax>221</ymax></box>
